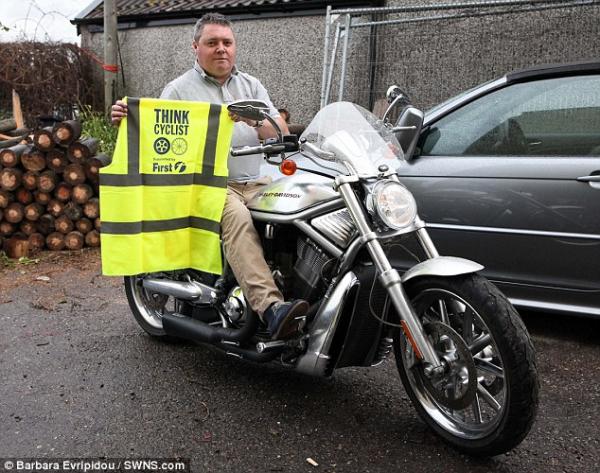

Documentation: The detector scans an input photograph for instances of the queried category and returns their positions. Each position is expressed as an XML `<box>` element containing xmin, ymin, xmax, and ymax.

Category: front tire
<box><xmin>394</xmin><ymin>274</ymin><xmax>539</xmax><ymax>456</ymax></box>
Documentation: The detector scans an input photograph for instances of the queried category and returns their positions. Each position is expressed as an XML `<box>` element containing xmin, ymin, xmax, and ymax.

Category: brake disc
<box><xmin>419</xmin><ymin>322</ymin><xmax>478</xmax><ymax>411</ymax></box>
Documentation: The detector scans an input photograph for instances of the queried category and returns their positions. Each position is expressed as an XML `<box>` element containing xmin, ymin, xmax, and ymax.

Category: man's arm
<box><xmin>257</xmin><ymin>115</ymin><xmax>289</xmax><ymax>140</ymax></box>
<box><xmin>252</xmin><ymin>80</ymin><xmax>290</xmax><ymax>139</ymax></box>
<box><xmin>228</xmin><ymin>110</ymin><xmax>290</xmax><ymax>139</ymax></box>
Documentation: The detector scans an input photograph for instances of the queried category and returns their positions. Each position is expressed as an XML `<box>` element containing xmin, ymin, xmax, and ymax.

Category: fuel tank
<box><xmin>247</xmin><ymin>174</ymin><xmax>339</xmax><ymax>215</ymax></box>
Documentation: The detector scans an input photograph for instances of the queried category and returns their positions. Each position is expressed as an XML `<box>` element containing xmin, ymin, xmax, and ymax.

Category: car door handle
<box><xmin>577</xmin><ymin>174</ymin><xmax>600</xmax><ymax>182</ymax></box>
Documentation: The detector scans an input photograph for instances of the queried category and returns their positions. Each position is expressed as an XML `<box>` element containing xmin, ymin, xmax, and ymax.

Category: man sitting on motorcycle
<box><xmin>110</xmin><ymin>13</ymin><xmax>308</xmax><ymax>340</ymax></box>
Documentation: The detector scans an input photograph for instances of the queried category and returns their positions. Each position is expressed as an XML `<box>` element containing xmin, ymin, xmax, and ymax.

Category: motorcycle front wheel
<box><xmin>124</xmin><ymin>275</ymin><xmax>192</xmax><ymax>338</ymax></box>
<box><xmin>394</xmin><ymin>274</ymin><xmax>539</xmax><ymax>456</ymax></box>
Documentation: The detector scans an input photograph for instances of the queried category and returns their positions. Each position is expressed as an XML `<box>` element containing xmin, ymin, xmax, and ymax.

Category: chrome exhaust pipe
<box><xmin>142</xmin><ymin>278</ymin><xmax>217</xmax><ymax>304</ymax></box>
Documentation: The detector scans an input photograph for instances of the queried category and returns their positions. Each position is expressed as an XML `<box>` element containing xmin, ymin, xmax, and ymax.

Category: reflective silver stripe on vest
<box><xmin>102</xmin><ymin>216</ymin><xmax>220</xmax><ymax>235</ymax></box>
<box><xmin>202</xmin><ymin>104</ymin><xmax>222</xmax><ymax>175</ymax></box>
<box><xmin>127</xmin><ymin>98</ymin><xmax>141</xmax><ymax>175</ymax></box>
<box><xmin>100</xmin><ymin>173</ymin><xmax>227</xmax><ymax>187</ymax></box>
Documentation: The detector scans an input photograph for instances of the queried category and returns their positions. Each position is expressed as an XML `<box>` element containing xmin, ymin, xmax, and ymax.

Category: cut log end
<box><xmin>52</xmin><ymin>120</ymin><xmax>82</xmax><ymax>146</ymax></box>
<box><xmin>0</xmin><ymin>189</ymin><xmax>14</xmax><ymax>208</ymax></box>
<box><xmin>63</xmin><ymin>164</ymin><xmax>86</xmax><ymax>186</ymax></box>
<box><xmin>28</xmin><ymin>233</ymin><xmax>45</xmax><ymax>251</ymax></box>
<box><xmin>38</xmin><ymin>134</ymin><xmax>52</xmax><ymax>147</ymax></box>
<box><xmin>21</xmin><ymin>149</ymin><xmax>46</xmax><ymax>172</ymax></box>
<box><xmin>20</xmin><ymin>220</ymin><xmax>37</xmax><ymax>236</ymax></box>
<box><xmin>46</xmin><ymin>232</ymin><xmax>65</xmax><ymax>251</ymax></box>
<box><xmin>46</xmin><ymin>149</ymin><xmax>68</xmax><ymax>173</ymax></box>
<box><xmin>22</xmin><ymin>171</ymin><xmax>39</xmax><ymax>191</ymax></box>
<box><xmin>0</xmin><ymin>221</ymin><xmax>17</xmax><ymax>237</ymax></box>
<box><xmin>47</xmin><ymin>199</ymin><xmax>65</xmax><ymax>217</ymax></box>
<box><xmin>0</xmin><ymin>144</ymin><xmax>30</xmax><ymax>167</ymax></box>
<box><xmin>65</xmin><ymin>231</ymin><xmax>84</xmax><ymax>250</ymax></box>
<box><xmin>54</xmin><ymin>183</ymin><xmax>72</xmax><ymax>202</ymax></box>
<box><xmin>37</xmin><ymin>214</ymin><xmax>56</xmax><ymax>235</ymax></box>
<box><xmin>85</xmin><ymin>229</ymin><xmax>100</xmax><ymax>247</ymax></box>
<box><xmin>16</xmin><ymin>188</ymin><xmax>33</xmax><ymax>205</ymax></box>
<box><xmin>5</xmin><ymin>202</ymin><xmax>24</xmax><ymax>223</ymax></box>
<box><xmin>24</xmin><ymin>203</ymin><xmax>44</xmax><ymax>221</ymax></box>
<box><xmin>4</xmin><ymin>235</ymin><xmax>30</xmax><ymax>259</ymax></box>
<box><xmin>83</xmin><ymin>197</ymin><xmax>99</xmax><ymax>219</ymax></box>
<box><xmin>55</xmin><ymin>215</ymin><xmax>74</xmax><ymax>235</ymax></box>
<box><xmin>1</xmin><ymin>168</ymin><xmax>23</xmax><ymax>191</ymax></box>
<box><xmin>38</xmin><ymin>171</ymin><xmax>57</xmax><ymax>193</ymax></box>
<box><xmin>72</xmin><ymin>184</ymin><xmax>94</xmax><ymax>204</ymax></box>
<box><xmin>33</xmin><ymin>127</ymin><xmax>55</xmax><ymax>151</ymax></box>
<box><xmin>75</xmin><ymin>217</ymin><xmax>93</xmax><ymax>234</ymax></box>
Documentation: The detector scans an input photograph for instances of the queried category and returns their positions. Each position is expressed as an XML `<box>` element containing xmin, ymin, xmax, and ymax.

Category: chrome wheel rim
<box><xmin>129</xmin><ymin>276</ymin><xmax>184</xmax><ymax>330</ymax></box>
<box><xmin>402</xmin><ymin>288</ymin><xmax>507</xmax><ymax>440</ymax></box>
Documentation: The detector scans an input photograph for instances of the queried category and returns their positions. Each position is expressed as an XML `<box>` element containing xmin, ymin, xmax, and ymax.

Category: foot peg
<box><xmin>256</xmin><ymin>340</ymin><xmax>287</xmax><ymax>353</ymax></box>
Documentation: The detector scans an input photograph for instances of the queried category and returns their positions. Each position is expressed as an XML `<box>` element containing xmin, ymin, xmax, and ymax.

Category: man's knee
<box><xmin>221</xmin><ymin>194</ymin><xmax>254</xmax><ymax>237</ymax></box>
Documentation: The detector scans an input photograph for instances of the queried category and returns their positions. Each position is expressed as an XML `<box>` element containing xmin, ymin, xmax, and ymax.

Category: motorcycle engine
<box><xmin>293</xmin><ymin>237</ymin><xmax>331</xmax><ymax>303</ymax></box>
<box><xmin>223</xmin><ymin>286</ymin><xmax>248</xmax><ymax>324</ymax></box>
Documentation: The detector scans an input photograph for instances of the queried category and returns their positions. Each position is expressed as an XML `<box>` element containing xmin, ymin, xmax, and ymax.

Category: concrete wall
<box><xmin>82</xmin><ymin>15</ymin><xmax>328</xmax><ymax>124</ymax></box>
<box><xmin>81</xmin><ymin>0</ymin><xmax>600</xmax><ymax>124</ymax></box>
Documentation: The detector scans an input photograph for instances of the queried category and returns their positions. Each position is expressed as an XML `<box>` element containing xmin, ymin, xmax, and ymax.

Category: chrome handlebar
<box><xmin>230</xmin><ymin>143</ymin><xmax>287</xmax><ymax>157</ymax></box>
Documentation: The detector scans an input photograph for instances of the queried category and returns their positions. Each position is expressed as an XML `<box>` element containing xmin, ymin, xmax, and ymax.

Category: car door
<box><xmin>396</xmin><ymin>73</ymin><xmax>600</xmax><ymax>314</ymax></box>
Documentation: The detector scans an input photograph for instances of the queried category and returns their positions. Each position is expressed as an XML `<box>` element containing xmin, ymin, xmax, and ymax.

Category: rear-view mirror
<box><xmin>227</xmin><ymin>100</ymin><xmax>270</xmax><ymax>121</ymax></box>
<box><xmin>393</xmin><ymin>107</ymin><xmax>424</xmax><ymax>161</ymax></box>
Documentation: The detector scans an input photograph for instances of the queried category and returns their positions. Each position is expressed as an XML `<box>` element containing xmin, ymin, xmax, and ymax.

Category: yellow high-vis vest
<box><xmin>100</xmin><ymin>97</ymin><xmax>233</xmax><ymax>276</ymax></box>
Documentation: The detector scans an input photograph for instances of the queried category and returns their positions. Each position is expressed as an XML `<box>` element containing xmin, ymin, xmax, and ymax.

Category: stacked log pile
<box><xmin>0</xmin><ymin>120</ymin><xmax>110</xmax><ymax>258</ymax></box>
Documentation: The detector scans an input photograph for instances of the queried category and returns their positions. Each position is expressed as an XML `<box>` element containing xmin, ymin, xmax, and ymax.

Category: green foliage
<box><xmin>0</xmin><ymin>251</ymin><xmax>39</xmax><ymax>269</ymax></box>
<box><xmin>79</xmin><ymin>105</ymin><xmax>118</xmax><ymax>157</ymax></box>
<box><xmin>0</xmin><ymin>251</ymin><xmax>12</xmax><ymax>268</ymax></box>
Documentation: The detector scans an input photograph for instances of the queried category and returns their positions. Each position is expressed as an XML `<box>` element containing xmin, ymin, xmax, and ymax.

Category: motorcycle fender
<box><xmin>401</xmin><ymin>256</ymin><xmax>483</xmax><ymax>283</ymax></box>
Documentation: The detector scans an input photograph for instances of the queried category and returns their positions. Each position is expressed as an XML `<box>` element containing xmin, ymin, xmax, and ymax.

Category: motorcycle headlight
<box><xmin>372</xmin><ymin>181</ymin><xmax>417</xmax><ymax>229</ymax></box>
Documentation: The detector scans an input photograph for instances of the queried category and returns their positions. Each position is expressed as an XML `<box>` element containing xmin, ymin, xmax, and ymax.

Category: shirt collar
<box><xmin>193</xmin><ymin>61</ymin><xmax>238</xmax><ymax>85</ymax></box>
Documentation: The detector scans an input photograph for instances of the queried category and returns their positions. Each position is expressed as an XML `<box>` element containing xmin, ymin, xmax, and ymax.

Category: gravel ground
<box><xmin>0</xmin><ymin>249</ymin><xmax>598</xmax><ymax>472</ymax></box>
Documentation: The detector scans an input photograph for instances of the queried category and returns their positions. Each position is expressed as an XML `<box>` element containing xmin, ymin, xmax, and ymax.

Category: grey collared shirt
<box><xmin>160</xmin><ymin>62</ymin><xmax>279</xmax><ymax>182</ymax></box>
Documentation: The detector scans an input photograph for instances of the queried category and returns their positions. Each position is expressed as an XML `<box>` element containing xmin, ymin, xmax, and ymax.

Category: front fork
<box><xmin>336</xmin><ymin>178</ymin><xmax>443</xmax><ymax>373</ymax></box>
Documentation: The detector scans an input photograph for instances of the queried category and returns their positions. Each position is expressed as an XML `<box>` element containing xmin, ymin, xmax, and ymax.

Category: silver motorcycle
<box><xmin>123</xmin><ymin>89</ymin><xmax>539</xmax><ymax>456</ymax></box>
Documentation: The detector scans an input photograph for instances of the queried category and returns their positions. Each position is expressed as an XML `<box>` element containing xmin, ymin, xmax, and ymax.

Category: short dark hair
<box><xmin>193</xmin><ymin>13</ymin><xmax>233</xmax><ymax>41</ymax></box>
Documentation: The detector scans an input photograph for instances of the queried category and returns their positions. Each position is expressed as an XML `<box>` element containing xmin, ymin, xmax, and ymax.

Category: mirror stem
<box><xmin>382</xmin><ymin>95</ymin><xmax>406</xmax><ymax>124</ymax></box>
<box><xmin>263</xmin><ymin>114</ymin><xmax>283</xmax><ymax>143</ymax></box>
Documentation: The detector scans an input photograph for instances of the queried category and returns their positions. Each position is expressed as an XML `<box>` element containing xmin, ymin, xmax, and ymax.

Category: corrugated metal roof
<box><xmin>79</xmin><ymin>0</ymin><xmax>335</xmax><ymax>20</ymax></box>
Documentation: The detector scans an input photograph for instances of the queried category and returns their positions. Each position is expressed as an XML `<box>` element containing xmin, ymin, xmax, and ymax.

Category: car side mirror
<box><xmin>393</xmin><ymin>106</ymin><xmax>424</xmax><ymax>161</ymax></box>
<box><xmin>227</xmin><ymin>99</ymin><xmax>270</xmax><ymax>121</ymax></box>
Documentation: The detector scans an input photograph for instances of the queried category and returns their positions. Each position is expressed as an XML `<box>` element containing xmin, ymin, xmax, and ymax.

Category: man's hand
<box><xmin>228</xmin><ymin>111</ymin><xmax>289</xmax><ymax>140</ymax></box>
<box><xmin>111</xmin><ymin>100</ymin><xmax>128</xmax><ymax>126</ymax></box>
<box><xmin>228</xmin><ymin>111</ymin><xmax>256</xmax><ymax>127</ymax></box>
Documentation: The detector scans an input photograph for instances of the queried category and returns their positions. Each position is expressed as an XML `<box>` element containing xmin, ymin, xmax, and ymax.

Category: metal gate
<box><xmin>320</xmin><ymin>0</ymin><xmax>600</xmax><ymax>111</ymax></box>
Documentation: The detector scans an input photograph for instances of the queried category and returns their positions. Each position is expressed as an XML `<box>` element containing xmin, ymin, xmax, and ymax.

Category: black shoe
<box><xmin>264</xmin><ymin>300</ymin><xmax>308</xmax><ymax>340</ymax></box>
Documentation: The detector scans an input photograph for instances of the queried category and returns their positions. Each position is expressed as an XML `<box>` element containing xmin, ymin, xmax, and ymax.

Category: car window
<box><xmin>425</xmin><ymin>79</ymin><xmax>495</xmax><ymax>116</ymax></box>
<box><xmin>421</xmin><ymin>74</ymin><xmax>600</xmax><ymax>157</ymax></box>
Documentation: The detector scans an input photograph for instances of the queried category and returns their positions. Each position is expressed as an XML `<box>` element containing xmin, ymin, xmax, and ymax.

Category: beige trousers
<box><xmin>221</xmin><ymin>176</ymin><xmax>283</xmax><ymax>315</ymax></box>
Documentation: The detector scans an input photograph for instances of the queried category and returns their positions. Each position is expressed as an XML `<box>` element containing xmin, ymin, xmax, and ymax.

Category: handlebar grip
<box><xmin>230</xmin><ymin>145</ymin><xmax>266</xmax><ymax>157</ymax></box>
<box><xmin>230</xmin><ymin>143</ymin><xmax>287</xmax><ymax>157</ymax></box>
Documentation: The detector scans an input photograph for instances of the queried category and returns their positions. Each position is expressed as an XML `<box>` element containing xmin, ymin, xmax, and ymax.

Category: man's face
<box><xmin>193</xmin><ymin>24</ymin><xmax>236</xmax><ymax>82</ymax></box>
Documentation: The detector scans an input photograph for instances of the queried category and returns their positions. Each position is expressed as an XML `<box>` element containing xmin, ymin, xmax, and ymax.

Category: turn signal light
<box><xmin>280</xmin><ymin>159</ymin><xmax>297</xmax><ymax>176</ymax></box>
